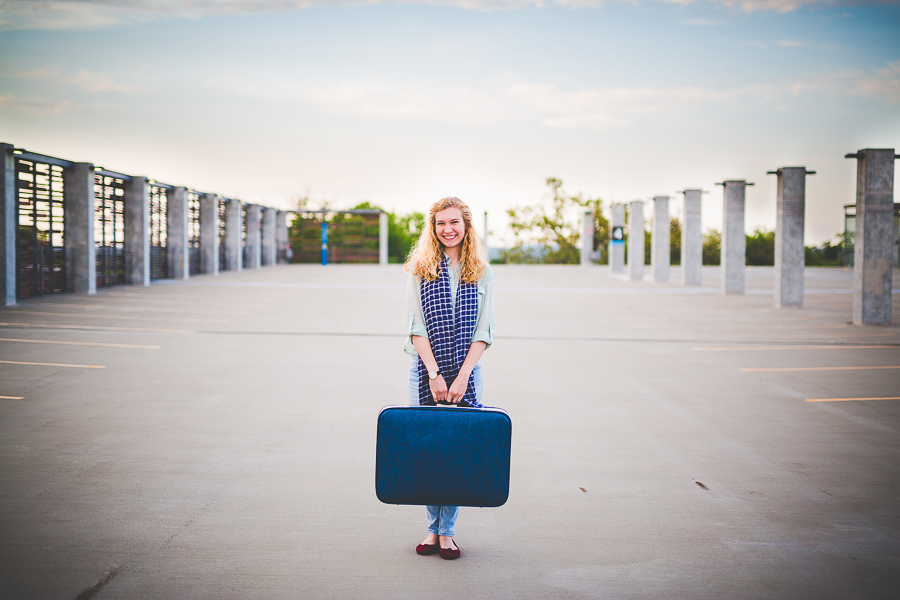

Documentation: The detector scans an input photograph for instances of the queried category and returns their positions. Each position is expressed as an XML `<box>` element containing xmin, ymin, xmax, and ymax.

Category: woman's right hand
<box><xmin>429</xmin><ymin>375</ymin><xmax>448</xmax><ymax>403</ymax></box>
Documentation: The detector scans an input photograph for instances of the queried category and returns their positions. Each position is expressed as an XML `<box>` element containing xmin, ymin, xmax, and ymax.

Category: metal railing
<box><xmin>94</xmin><ymin>170</ymin><xmax>127</xmax><ymax>289</ymax></box>
<box><xmin>15</xmin><ymin>157</ymin><xmax>66</xmax><ymax>298</ymax></box>
<box><xmin>187</xmin><ymin>191</ymin><xmax>201</xmax><ymax>276</ymax></box>
<box><xmin>241</xmin><ymin>206</ymin><xmax>249</xmax><ymax>266</ymax></box>
<box><xmin>218</xmin><ymin>198</ymin><xmax>228</xmax><ymax>271</ymax></box>
<box><xmin>149</xmin><ymin>183</ymin><xmax>170</xmax><ymax>280</ymax></box>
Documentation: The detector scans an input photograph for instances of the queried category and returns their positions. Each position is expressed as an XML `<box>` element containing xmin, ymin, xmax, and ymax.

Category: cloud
<box><xmin>3</xmin><ymin>65</ymin><xmax>142</xmax><ymax>94</ymax></box>
<box><xmin>208</xmin><ymin>58</ymin><xmax>900</xmax><ymax>130</ymax></box>
<box><xmin>0</xmin><ymin>0</ymin><xmax>131</xmax><ymax>30</ymax></box>
<box><xmin>67</xmin><ymin>70</ymin><xmax>141</xmax><ymax>93</ymax></box>
<box><xmin>681</xmin><ymin>18</ymin><xmax>726</xmax><ymax>25</ymax></box>
<box><xmin>0</xmin><ymin>94</ymin><xmax>71</xmax><ymax>114</ymax></box>
<box><xmin>212</xmin><ymin>74</ymin><xmax>776</xmax><ymax>130</ymax></box>
<box><xmin>789</xmin><ymin>61</ymin><xmax>900</xmax><ymax>103</ymax></box>
<box><xmin>776</xmin><ymin>39</ymin><xmax>807</xmax><ymax>47</ymax></box>
<box><xmin>13</xmin><ymin>66</ymin><xmax>63</xmax><ymax>79</ymax></box>
<box><xmin>2</xmin><ymin>0</ymin><xmax>898</xmax><ymax>30</ymax></box>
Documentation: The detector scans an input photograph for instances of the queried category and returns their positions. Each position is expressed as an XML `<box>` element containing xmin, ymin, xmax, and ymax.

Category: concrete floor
<box><xmin>1</xmin><ymin>264</ymin><xmax>898</xmax><ymax>599</ymax></box>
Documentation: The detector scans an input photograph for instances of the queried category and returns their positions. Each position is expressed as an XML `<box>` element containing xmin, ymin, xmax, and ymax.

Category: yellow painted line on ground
<box><xmin>7</xmin><ymin>311</ymin><xmax>226</xmax><ymax>324</ymax></box>
<box><xmin>806</xmin><ymin>397</ymin><xmax>900</xmax><ymax>403</ymax></box>
<box><xmin>694</xmin><ymin>345</ymin><xmax>899</xmax><ymax>351</ymax></box>
<box><xmin>0</xmin><ymin>337</ymin><xmax>160</xmax><ymax>349</ymax></box>
<box><xmin>1</xmin><ymin>395</ymin><xmax>24</xmax><ymax>399</ymax></box>
<box><xmin>0</xmin><ymin>322</ymin><xmax>192</xmax><ymax>334</ymax></box>
<box><xmin>0</xmin><ymin>360</ymin><xmax>104</xmax><ymax>369</ymax></box>
<box><xmin>742</xmin><ymin>366</ymin><xmax>900</xmax><ymax>372</ymax></box>
<box><xmin>818</xmin><ymin>332</ymin><xmax>895</xmax><ymax>337</ymax></box>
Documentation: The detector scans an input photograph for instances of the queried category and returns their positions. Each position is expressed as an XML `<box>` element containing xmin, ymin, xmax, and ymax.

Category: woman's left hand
<box><xmin>447</xmin><ymin>374</ymin><xmax>469</xmax><ymax>404</ymax></box>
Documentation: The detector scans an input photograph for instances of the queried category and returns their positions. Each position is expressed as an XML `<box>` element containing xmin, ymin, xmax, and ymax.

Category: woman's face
<box><xmin>434</xmin><ymin>207</ymin><xmax>466</xmax><ymax>249</ymax></box>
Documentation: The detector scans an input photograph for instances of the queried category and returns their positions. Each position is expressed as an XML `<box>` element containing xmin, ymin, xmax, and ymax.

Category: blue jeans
<box><xmin>408</xmin><ymin>358</ymin><xmax>483</xmax><ymax>537</ymax></box>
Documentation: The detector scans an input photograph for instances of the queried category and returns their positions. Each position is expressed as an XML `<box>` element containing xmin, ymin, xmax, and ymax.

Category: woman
<box><xmin>404</xmin><ymin>196</ymin><xmax>494</xmax><ymax>561</ymax></box>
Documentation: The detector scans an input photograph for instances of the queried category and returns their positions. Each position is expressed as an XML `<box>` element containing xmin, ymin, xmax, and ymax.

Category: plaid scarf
<box><xmin>417</xmin><ymin>257</ymin><xmax>482</xmax><ymax>408</ymax></box>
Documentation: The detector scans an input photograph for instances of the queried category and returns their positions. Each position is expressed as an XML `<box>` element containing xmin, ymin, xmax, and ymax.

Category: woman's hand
<box><xmin>429</xmin><ymin>375</ymin><xmax>448</xmax><ymax>403</ymax></box>
<box><xmin>445</xmin><ymin>342</ymin><xmax>486</xmax><ymax>404</ymax></box>
<box><xmin>446</xmin><ymin>373</ymin><xmax>470</xmax><ymax>404</ymax></box>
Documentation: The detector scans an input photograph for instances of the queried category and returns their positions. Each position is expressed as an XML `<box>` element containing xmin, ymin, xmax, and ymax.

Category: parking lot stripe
<box><xmin>806</xmin><ymin>397</ymin><xmax>900</xmax><ymax>402</ymax></box>
<box><xmin>742</xmin><ymin>366</ymin><xmax>900</xmax><ymax>372</ymax></box>
<box><xmin>695</xmin><ymin>345</ymin><xmax>898</xmax><ymax>351</ymax></box>
<box><xmin>9</xmin><ymin>311</ymin><xmax>226</xmax><ymax>324</ymax></box>
<box><xmin>0</xmin><ymin>360</ymin><xmax>105</xmax><ymax>369</ymax></box>
<box><xmin>0</xmin><ymin>337</ymin><xmax>160</xmax><ymax>349</ymax></box>
<box><xmin>36</xmin><ymin>303</ymin><xmax>249</xmax><ymax>316</ymax></box>
<box><xmin>0</xmin><ymin>322</ymin><xmax>192</xmax><ymax>333</ymax></box>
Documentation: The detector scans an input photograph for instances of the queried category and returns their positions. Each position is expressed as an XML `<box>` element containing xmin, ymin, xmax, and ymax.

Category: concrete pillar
<box><xmin>769</xmin><ymin>167</ymin><xmax>815</xmax><ymax>308</ymax></box>
<box><xmin>609</xmin><ymin>203</ymin><xmax>625</xmax><ymax>274</ymax></box>
<box><xmin>379</xmin><ymin>212</ymin><xmax>388</xmax><ymax>265</ymax></box>
<box><xmin>62</xmin><ymin>162</ymin><xmax>96</xmax><ymax>294</ymax></box>
<box><xmin>581</xmin><ymin>210</ymin><xmax>594</xmax><ymax>266</ymax></box>
<box><xmin>680</xmin><ymin>189</ymin><xmax>703</xmax><ymax>286</ymax></box>
<box><xmin>628</xmin><ymin>200</ymin><xmax>644</xmax><ymax>281</ymax></box>
<box><xmin>276</xmin><ymin>210</ymin><xmax>288</xmax><ymax>265</ymax></box>
<box><xmin>124</xmin><ymin>176</ymin><xmax>150</xmax><ymax>287</ymax></box>
<box><xmin>719</xmin><ymin>180</ymin><xmax>752</xmax><ymax>295</ymax></box>
<box><xmin>245</xmin><ymin>204</ymin><xmax>261</xmax><ymax>269</ymax></box>
<box><xmin>167</xmin><ymin>186</ymin><xmax>189</xmax><ymax>280</ymax></box>
<box><xmin>845</xmin><ymin>148</ymin><xmax>897</xmax><ymax>325</ymax></box>
<box><xmin>1</xmin><ymin>144</ymin><xmax>15</xmax><ymax>306</ymax></box>
<box><xmin>651</xmin><ymin>196</ymin><xmax>670</xmax><ymax>282</ymax></box>
<box><xmin>224</xmin><ymin>199</ymin><xmax>242</xmax><ymax>271</ymax></box>
<box><xmin>261</xmin><ymin>206</ymin><xmax>277</xmax><ymax>266</ymax></box>
<box><xmin>199</xmin><ymin>193</ymin><xmax>219</xmax><ymax>275</ymax></box>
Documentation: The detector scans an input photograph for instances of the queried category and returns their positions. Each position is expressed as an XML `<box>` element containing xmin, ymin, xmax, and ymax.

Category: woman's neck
<box><xmin>443</xmin><ymin>245</ymin><xmax>460</xmax><ymax>268</ymax></box>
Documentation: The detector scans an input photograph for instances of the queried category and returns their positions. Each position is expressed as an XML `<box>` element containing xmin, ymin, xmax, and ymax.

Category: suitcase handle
<box><xmin>435</xmin><ymin>399</ymin><xmax>482</xmax><ymax>408</ymax></box>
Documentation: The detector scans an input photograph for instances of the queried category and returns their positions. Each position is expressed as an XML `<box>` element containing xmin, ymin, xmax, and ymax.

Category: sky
<box><xmin>1</xmin><ymin>0</ymin><xmax>899</xmax><ymax>247</ymax></box>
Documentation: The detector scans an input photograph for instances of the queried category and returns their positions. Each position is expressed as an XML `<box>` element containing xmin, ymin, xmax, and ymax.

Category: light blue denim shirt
<box><xmin>404</xmin><ymin>260</ymin><xmax>495</xmax><ymax>356</ymax></box>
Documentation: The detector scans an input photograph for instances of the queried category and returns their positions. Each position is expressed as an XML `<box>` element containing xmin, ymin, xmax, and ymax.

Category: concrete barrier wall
<box><xmin>0</xmin><ymin>143</ymin><xmax>324</xmax><ymax>303</ymax></box>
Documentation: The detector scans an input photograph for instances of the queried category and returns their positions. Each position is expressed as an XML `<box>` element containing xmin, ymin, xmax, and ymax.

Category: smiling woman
<box><xmin>402</xmin><ymin>196</ymin><xmax>494</xmax><ymax>559</ymax></box>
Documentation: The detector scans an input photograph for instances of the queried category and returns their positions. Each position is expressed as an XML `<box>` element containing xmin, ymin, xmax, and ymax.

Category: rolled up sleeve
<box><xmin>471</xmin><ymin>266</ymin><xmax>494</xmax><ymax>348</ymax></box>
<box><xmin>404</xmin><ymin>272</ymin><xmax>428</xmax><ymax>355</ymax></box>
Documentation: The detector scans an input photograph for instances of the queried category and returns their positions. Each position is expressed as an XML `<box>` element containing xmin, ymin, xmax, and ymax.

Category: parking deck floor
<box><xmin>1</xmin><ymin>264</ymin><xmax>898</xmax><ymax>599</ymax></box>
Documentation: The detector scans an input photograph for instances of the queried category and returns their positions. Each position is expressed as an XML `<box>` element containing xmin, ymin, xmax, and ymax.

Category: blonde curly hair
<box><xmin>405</xmin><ymin>197</ymin><xmax>487</xmax><ymax>284</ymax></box>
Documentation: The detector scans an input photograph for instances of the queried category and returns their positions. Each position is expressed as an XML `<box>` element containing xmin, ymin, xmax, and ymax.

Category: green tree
<box><xmin>745</xmin><ymin>227</ymin><xmax>775</xmax><ymax>266</ymax></box>
<box><xmin>644</xmin><ymin>226</ymin><xmax>652</xmax><ymax>265</ymax></box>
<box><xmin>588</xmin><ymin>198</ymin><xmax>610</xmax><ymax>264</ymax></box>
<box><xmin>351</xmin><ymin>201</ymin><xmax>424</xmax><ymax>263</ymax></box>
<box><xmin>506</xmin><ymin>177</ymin><xmax>605</xmax><ymax>265</ymax></box>
<box><xmin>669</xmin><ymin>218</ymin><xmax>682</xmax><ymax>265</ymax></box>
<box><xmin>498</xmin><ymin>246</ymin><xmax>543</xmax><ymax>264</ymax></box>
<box><xmin>805</xmin><ymin>233</ymin><xmax>845</xmax><ymax>266</ymax></box>
<box><xmin>390</xmin><ymin>210</ymin><xmax>426</xmax><ymax>264</ymax></box>
<box><xmin>703</xmin><ymin>229</ymin><xmax>721</xmax><ymax>265</ymax></box>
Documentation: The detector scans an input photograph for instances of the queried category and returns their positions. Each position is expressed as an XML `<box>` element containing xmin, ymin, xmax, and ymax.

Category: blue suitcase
<box><xmin>375</xmin><ymin>405</ymin><xmax>512</xmax><ymax>507</ymax></box>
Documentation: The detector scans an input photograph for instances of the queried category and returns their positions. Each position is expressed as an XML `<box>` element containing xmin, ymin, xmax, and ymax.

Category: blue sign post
<box><xmin>321</xmin><ymin>220</ymin><xmax>328</xmax><ymax>266</ymax></box>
